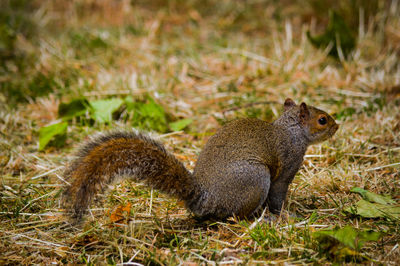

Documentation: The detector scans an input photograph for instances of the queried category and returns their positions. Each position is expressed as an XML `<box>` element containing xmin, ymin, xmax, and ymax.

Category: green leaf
<box><xmin>38</xmin><ymin>122</ymin><xmax>68</xmax><ymax>151</ymax></box>
<box><xmin>169</xmin><ymin>119</ymin><xmax>193</xmax><ymax>131</ymax></box>
<box><xmin>90</xmin><ymin>98</ymin><xmax>124</xmax><ymax>124</ymax></box>
<box><xmin>124</xmin><ymin>95</ymin><xmax>135</xmax><ymax>108</ymax></box>
<box><xmin>346</xmin><ymin>187</ymin><xmax>399</xmax><ymax>220</ymax></box>
<box><xmin>126</xmin><ymin>96</ymin><xmax>169</xmax><ymax>133</ymax></box>
<box><xmin>140</xmin><ymin>97</ymin><xmax>166</xmax><ymax>121</ymax></box>
<box><xmin>350</xmin><ymin>187</ymin><xmax>396</xmax><ymax>205</ymax></box>
<box><xmin>345</xmin><ymin>199</ymin><xmax>400</xmax><ymax>219</ymax></box>
<box><xmin>314</xmin><ymin>226</ymin><xmax>381</xmax><ymax>250</ymax></box>
<box><xmin>307</xmin><ymin>10</ymin><xmax>356</xmax><ymax>58</ymax></box>
<box><xmin>58</xmin><ymin>98</ymin><xmax>90</xmax><ymax>120</ymax></box>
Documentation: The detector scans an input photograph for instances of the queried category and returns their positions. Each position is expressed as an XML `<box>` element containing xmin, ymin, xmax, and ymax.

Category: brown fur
<box><xmin>62</xmin><ymin>131</ymin><xmax>196</xmax><ymax>220</ymax></box>
<box><xmin>62</xmin><ymin>99</ymin><xmax>338</xmax><ymax>221</ymax></box>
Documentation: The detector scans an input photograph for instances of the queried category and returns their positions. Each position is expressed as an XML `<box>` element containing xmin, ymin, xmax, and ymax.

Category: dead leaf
<box><xmin>110</xmin><ymin>202</ymin><xmax>132</xmax><ymax>225</ymax></box>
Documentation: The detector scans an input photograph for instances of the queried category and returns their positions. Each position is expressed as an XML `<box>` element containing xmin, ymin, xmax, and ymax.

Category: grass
<box><xmin>1</xmin><ymin>0</ymin><xmax>399</xmax><ymax>264</ymax></box>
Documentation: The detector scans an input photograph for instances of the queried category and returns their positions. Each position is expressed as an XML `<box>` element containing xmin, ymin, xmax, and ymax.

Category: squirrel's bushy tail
<box><xmin>62</xmin><ymin>131</ymin><xmax>196</xmax><ymax>220</ymax></box>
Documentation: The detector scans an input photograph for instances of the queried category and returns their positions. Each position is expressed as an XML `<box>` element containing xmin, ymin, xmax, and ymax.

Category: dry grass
<box><xmin>0</xmin><ymin>0</ymin><xmax>399</xmax><ymax>264</ymax></box>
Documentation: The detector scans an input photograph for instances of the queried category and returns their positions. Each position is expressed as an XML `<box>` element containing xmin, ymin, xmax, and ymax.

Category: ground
<box><xmin>0</xmin><ymin>0</ymin><xmax>399</xmax><ymax>264</ymax></box>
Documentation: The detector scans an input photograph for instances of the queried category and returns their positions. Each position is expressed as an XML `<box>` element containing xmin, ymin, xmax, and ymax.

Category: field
<box><xmin>1</xmin><ymin>0</ymin><xmax>399</xmax><ymax>264</ymax></box>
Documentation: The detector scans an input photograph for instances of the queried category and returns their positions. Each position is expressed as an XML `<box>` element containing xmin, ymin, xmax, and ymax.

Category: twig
<box><xmin>385</xmin><ymin>243</ymin><xmax>399</xmax><ymax>259</ymax></box>
<box><xmin>19</xmin><ymin>191</ymin><xmax>56</xmax><ymax>212</ymax></box>
<box><xmin>190</xmin><ymin>251</ymin><xmax>216</xmax><ymax>265</ymax></box>
<box><xmin>0</xmin><ymin>211</ymin><xmax>57</xmax><ymax>217</ymax></box>
<box><xmin>219</xmin><ymin>259</ymin><xmax>244</xmax><ymax>264</ymax></box>
<box><xmin>123</xmin><ymin>250</ymin><xmax>141</xmax><ymax>266</ymax></box>
<box><xmin>354</xmin><ymin>162</ymin><xmax>400</xmax><ymax>172</ymax></box>
<box><xmin>11</xmin><ymin>233</ymin><xmax>66</xmax><ymax>248</ymax></box>
<box><xmin>249</xmin><ymin>207</ymin><xmax>268</xmax><ymax>230</ymax></box>
<box><xmin>31</xmin><ymin>166</ymin><xmax>64</xmax><ymax>180</ymax></box>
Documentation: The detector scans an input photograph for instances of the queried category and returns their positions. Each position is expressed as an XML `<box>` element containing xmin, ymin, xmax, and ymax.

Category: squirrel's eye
<box><xmin>318</xmin><ymin>117</ymin><xmax>327</xmax><ymax>125</ymax></box>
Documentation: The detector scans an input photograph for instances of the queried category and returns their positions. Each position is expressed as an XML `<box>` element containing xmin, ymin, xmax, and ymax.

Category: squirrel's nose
<box><xmin>334</xmin><ymin>123</ymin><xmax>339</xmax><ymax>132</ymax></box>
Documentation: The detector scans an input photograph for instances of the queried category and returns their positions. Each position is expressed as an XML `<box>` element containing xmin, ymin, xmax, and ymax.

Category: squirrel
<box><xmin>61</xmin><ymin>98</ymin><xmax>339</xmax><ymax>221</ymax></box>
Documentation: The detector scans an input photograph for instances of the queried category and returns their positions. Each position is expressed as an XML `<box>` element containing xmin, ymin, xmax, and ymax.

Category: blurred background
<box><xmin>1</xmin><ymin>0</ymin><xmax>398</xmax><ymax>107</ymax></box>
<box><xmin>1</xmin><ymin>0</ymin><xmax>399</xmax><ymax>157</ymax></box>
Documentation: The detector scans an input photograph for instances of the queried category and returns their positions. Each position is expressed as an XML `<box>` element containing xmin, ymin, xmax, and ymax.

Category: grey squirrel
<box><xmin>62</xmin><ymin>98</ymin><xmax>339</xmax><ymax>221</ymax></box>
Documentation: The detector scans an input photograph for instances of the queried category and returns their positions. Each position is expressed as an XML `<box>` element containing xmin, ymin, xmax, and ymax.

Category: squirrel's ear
<box><xmin>299</xmin><ymin>102</ymin><xmax>310</xmax><ymax>121</ymax></box>
<box><xmin>284</xmin><ymin>98</ymin><xmax>296</xmax><ymax>111</ymax></box>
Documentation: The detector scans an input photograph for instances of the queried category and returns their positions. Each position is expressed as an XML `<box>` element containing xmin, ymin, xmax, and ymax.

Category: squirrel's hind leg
<box><xmin>232</xmin><ymin>162</ymin><xmax>271</xmax><ymax>218</ymax></box>
<box><xmin>189</xmin><ymin>161</ymin><xmax>271</xmax><ymax>220</ymax></box>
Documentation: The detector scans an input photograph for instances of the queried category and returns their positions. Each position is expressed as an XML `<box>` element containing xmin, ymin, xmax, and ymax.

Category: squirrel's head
<box><xmin>283</xmin><ymin>98</ymin><xmax>339</xmax><ymax>144</ymax></box>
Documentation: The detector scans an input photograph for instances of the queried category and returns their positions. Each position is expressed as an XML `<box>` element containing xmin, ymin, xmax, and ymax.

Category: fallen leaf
<box><xmin>38</xmin><ymin>121</ymin><xmax>68</xmax><ymax>151</ymax></box>
<box><xmin>345</xmin><ymin>199</ymin><xmax>400</xmax><ymax>219</ymax></box>
<box><xmin>314</xmin><ymin>226</ymin><xmax>380</xmax><ymax>250</ymax></box>
<box><xmin>110</xmin><ymin>202</ymin><xmax>132</xmax><ymax>225</ymax></box>
<box><xmin>350</xmin><ymin>187</ymin><xmax>396</xmax><ymax>205</ymax></box>
<box><xmin>90</xmin><ymin>98</ymin><xmax>124</xmax><ymax>124</ymax></box>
